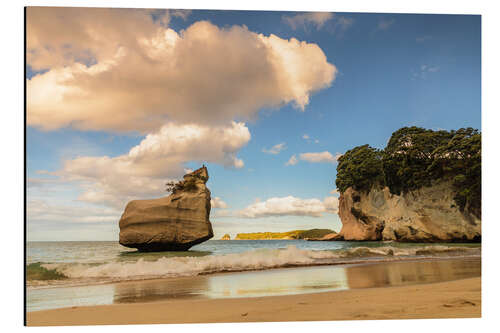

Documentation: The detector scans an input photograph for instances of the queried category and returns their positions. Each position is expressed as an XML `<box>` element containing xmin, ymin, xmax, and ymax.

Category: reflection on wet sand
<box><xmin>345</xmin><ymin>258</ymin><xmax>480</xmax><ymax>289</ymax></box>
<box><xmin>112</xmin><ymin>258</ymin><xmax>480</xmax><ymax>304</ymax></box>
<box><xmin>113</xmin><ymin>276</ymin><xmax>210</xmax><ymax>303</ymax></box>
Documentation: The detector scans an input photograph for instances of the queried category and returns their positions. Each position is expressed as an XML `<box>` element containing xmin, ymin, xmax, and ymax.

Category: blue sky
<box><xmin>26</xmin><ymin>8</ymin><xmax>481</xmax><ymax>241</ymax></box>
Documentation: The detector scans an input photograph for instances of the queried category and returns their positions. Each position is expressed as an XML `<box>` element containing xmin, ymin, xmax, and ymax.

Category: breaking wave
<box><xmin>28</xmin><ymin>245</ymin><xmax>480</xmax><ymax>287</ymax></box>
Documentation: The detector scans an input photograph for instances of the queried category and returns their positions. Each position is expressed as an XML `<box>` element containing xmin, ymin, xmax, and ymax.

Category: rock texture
<box><xmin>335</xmin><ymin>182</ymin><xmax>481</xmax><ymax>242</ymax></box>
<box><xmin>119</xmin><ymin>166</ymin><xmax>213</xmax><ymax>251</ymax></box>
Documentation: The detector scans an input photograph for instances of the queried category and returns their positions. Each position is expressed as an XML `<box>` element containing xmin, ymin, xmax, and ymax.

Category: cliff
<box><xmin>336</xmin><ymin>182</ymin><xmax>481</xmax><ymax>242</ymax></box>
<box><xmin>119</xmin><ymin>166</ymin><xmax>214</xmax><ymax>251</ymax></box>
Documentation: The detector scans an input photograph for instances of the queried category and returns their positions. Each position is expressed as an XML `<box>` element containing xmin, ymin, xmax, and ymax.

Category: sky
<box><xmin>26</xmin><ymin>7</ymin><xmax>481</xmax><ymax>241</ymax></box>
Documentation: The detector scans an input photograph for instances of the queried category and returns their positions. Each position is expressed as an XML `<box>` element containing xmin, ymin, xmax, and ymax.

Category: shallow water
<box><xmin>26</xmin><ymin>240</ymin><xmax>481</xmax><ymax>289</ymax></box>
<box><xmin>27</xmin><ymin>257</ymin><xmax>480</xmax><ymax>312</ymax></box>
<box><xmin>27</xmin><ymin>240</ymin><xmax>481</xmax><ymax>265</ymax></box>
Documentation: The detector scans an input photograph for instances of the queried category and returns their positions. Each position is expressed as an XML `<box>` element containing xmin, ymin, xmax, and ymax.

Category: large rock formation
<box><xmin>335</xmin><ymin>182</ymin><xmax>481</xmax><ymax>242</ymax></box>
<box><xmin>119</xmin><ymin>166</ymin><xmax>213</xmax><ymax>251</ymax></box>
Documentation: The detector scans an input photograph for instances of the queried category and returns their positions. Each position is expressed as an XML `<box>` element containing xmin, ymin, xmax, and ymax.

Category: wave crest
<box><xmin>34</xmin><ymin>245</ymin><xmax>480</xmax><ymax>285</ymax></box>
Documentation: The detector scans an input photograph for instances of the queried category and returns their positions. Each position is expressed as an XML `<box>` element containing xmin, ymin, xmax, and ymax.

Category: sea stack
<box><xmin>118</xmin><ymin>166</ymin><xmax>214</xmax><ymax>251</ymax></box>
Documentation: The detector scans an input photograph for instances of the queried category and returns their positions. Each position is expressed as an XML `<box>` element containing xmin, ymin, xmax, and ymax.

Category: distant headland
<box><xmin>234</xmin><ymin>229</ymin><xmax>335</xmax><ymax>240</ymax></box>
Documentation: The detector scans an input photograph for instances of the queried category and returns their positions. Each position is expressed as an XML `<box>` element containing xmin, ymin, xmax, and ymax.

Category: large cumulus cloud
<box><xmin>27</xmin><ymin>8</ymin><xmax>337</xmax><ymax>133</ymax></box>
<box><xmin>26</xmin><ymin>7</ymin><xmax>338</xmax><ymax>213</ymax></box>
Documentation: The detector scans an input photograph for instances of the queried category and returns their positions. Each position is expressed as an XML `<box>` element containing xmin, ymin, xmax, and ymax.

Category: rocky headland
<box><xmin>119</xmin><ymin>166</ymin><xmax>213</xmax><ymax>251</ymax></box>
<box><xmin>335</xmin><ymin>182</ymin><xmax>481</xmax><ymax>241</ymax></box>
<box><xmin>332</xmin><ymin>127</ymin><xmax>481</xmax><ymax>242</ymax></box>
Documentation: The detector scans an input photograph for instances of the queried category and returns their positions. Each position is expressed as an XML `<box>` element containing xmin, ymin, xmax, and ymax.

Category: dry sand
<box><xmin>27</xmin><ymin>276</ymin><xmax>481</xmax><ymax>326</ymax></box>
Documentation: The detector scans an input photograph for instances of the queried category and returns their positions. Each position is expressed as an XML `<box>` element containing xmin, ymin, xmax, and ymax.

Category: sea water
<box><xmin>26</xmin><ymin>240</ymin><xmax>481</xmax><ymax>312</ymax></box>
<box><xmin>27</xmin><ymin>240</ymin><xmax>480</xmax><ymax>285</ymax></box>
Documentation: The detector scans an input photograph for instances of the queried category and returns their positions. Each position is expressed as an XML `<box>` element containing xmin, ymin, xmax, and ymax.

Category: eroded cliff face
<box><xmin>336</xmin><ymin>182</ymin><xmax>481</xmax><ymax>242</ymax></box>
<box><xmin>119</xmin><ymin>166</ymin><xmax>213</xmax><ymax>251</ymax></box>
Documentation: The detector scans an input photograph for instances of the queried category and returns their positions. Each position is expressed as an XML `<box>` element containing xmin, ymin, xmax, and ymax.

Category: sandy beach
<box><xmin>27</xmin><ymin>276</ymin><xmax>481</xmax><ymax>326</ymax></box>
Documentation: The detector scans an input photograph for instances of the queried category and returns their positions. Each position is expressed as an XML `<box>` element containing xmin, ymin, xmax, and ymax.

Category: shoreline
<box><xmin>27</xmin><ymin>276</ymin><xmax>481</xmax><ymax>326</ymax></box>
<box><xmin>27</xmin><ymin>253</ymin><xmax>481</xmax><ymax>290</ymax></box>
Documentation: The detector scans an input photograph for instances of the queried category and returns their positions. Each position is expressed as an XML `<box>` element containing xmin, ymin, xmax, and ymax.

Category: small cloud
<box><xmin>170</xmin><ymin>9</ymin><xmax>191</xmax><ymax>20</ymax></box>
<box><xmin>286</xmin><ymin>151</ymin><xmax>341</xmax><ymax>166</ymax></box>
<box><xmin>285</xmin><ymin>155</ymin><xmax>298</xmax><ymax>166</ymax></box>
<box><xmin>376</xmin><ymin>18</ymin><xmax>395</xmax><ymax>31</ymax></box>
<box><xmin>299</xmin><ymin>151</ymin><xmax>340</xmax><ymax>164</ymax></box>
<box><xmin>283</xmin><ymin>12</ymin><xmax>334</xmax><ymax>31</ymax></box>
<box><xmin>283</xmin><ymin>12</ymin><xmax>353</xmax><ymax>37</ymax></box>
<box><xmin>211</xmin><ymin>197</ymin><xmax>228</xmax><ymax>209</ymax></box>
<box><xmin>303</xmin><ymin>134</ymin><xmax>320</xmax><ymax>143</ymax></box>
<box><xmin>262</xmin><ymin>143</ymin><xmax>286</xmax><ymax>155</ymax></box>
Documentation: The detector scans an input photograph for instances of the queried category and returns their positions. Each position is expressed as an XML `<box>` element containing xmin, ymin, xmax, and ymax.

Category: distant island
<box><xmin>234</xmin><ymin>229</ymin><xmax>335</xmax><ymax>240</ymax></box>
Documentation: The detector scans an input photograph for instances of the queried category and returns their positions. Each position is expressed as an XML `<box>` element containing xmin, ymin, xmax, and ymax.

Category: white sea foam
<box><xmin>41</xmin><ymin>245</ymin><xmax>479</xmax><ymax>282</ymax></box>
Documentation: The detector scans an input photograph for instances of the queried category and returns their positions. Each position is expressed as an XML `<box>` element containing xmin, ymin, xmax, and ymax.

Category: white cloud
<box><xmin>299</xmin><ymin>151</ymin><xmax>340</xmax><ymax>163</ymax></box>
<box><xmin>302</xmin><ymin>134</ymin><xmax>320</xmax><ymax>143</ymax></box>
<box><xmin>56</xmin><ymin>122</ymin><xmax>250</xmax><ymax>209</ymax></box>
<box><xmin>211</xmin><ymin>197</ymin><xmax>228</xmax><ymax>209</ymax></box>
<box><xmin>170</xmin><ymin>9</ymin><xmax>192</xmax><ymax>20</ymax></box>
<box><xmin>262</xmin><ymin>143</ymin><xmax>286</xmax><ymax>154</ymax></box>
<box><xmin>27</xmin><ymin>8</ymin><xmax>337</xmax><ymax>133</ymax></box>
<box><xmin>28</xmin><ymin>200</ymin><xmax>121</xmax><ymax>223</ymax></box>
<box><xmin>283</xmin><ymin>12</ymin><xmax>334</xmax><ymax>30</ymax></box>
<box><xmin>238</xmin><ymin>195</ymin><xmax>338</xmax><ymax>218</ymax></box>
<box><xmin>285</xmin><ymin>155</ymin><xmax>298</xmax><ymax>166</ymax></box>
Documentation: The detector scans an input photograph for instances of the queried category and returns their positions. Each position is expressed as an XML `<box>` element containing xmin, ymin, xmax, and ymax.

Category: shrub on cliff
<box><xmin>165</xmin><ymin>177</ymin><xmax>198</xmax><ymax>194</ymax></box>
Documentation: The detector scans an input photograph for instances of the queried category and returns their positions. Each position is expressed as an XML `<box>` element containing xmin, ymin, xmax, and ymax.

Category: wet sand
<box><xmin>27</xmin><ymin>277</ymin><xmax>481</xmax><ymax>325</ymax></box>
<box><xmin>27</xmin><ymin>258</ymin><xmax>481</xmax><ymax>326</ymax></box>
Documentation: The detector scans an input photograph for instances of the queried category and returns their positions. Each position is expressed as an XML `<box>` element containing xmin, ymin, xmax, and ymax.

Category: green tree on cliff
<box><xmin>382</xmin><ymin>126</ymin><xmax>454</xmax><ymax>195</ymax></box>
<box><xmin>336</xmin><ymin>144</ymin><xmax>384</xmax><ymax>193</ymax></box>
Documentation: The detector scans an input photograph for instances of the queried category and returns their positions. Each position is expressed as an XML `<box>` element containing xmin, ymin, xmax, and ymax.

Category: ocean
<box><xmin>26</xmin><ymin>240</ymin><xmax>481</xmax><ymax>312</ymax></box>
